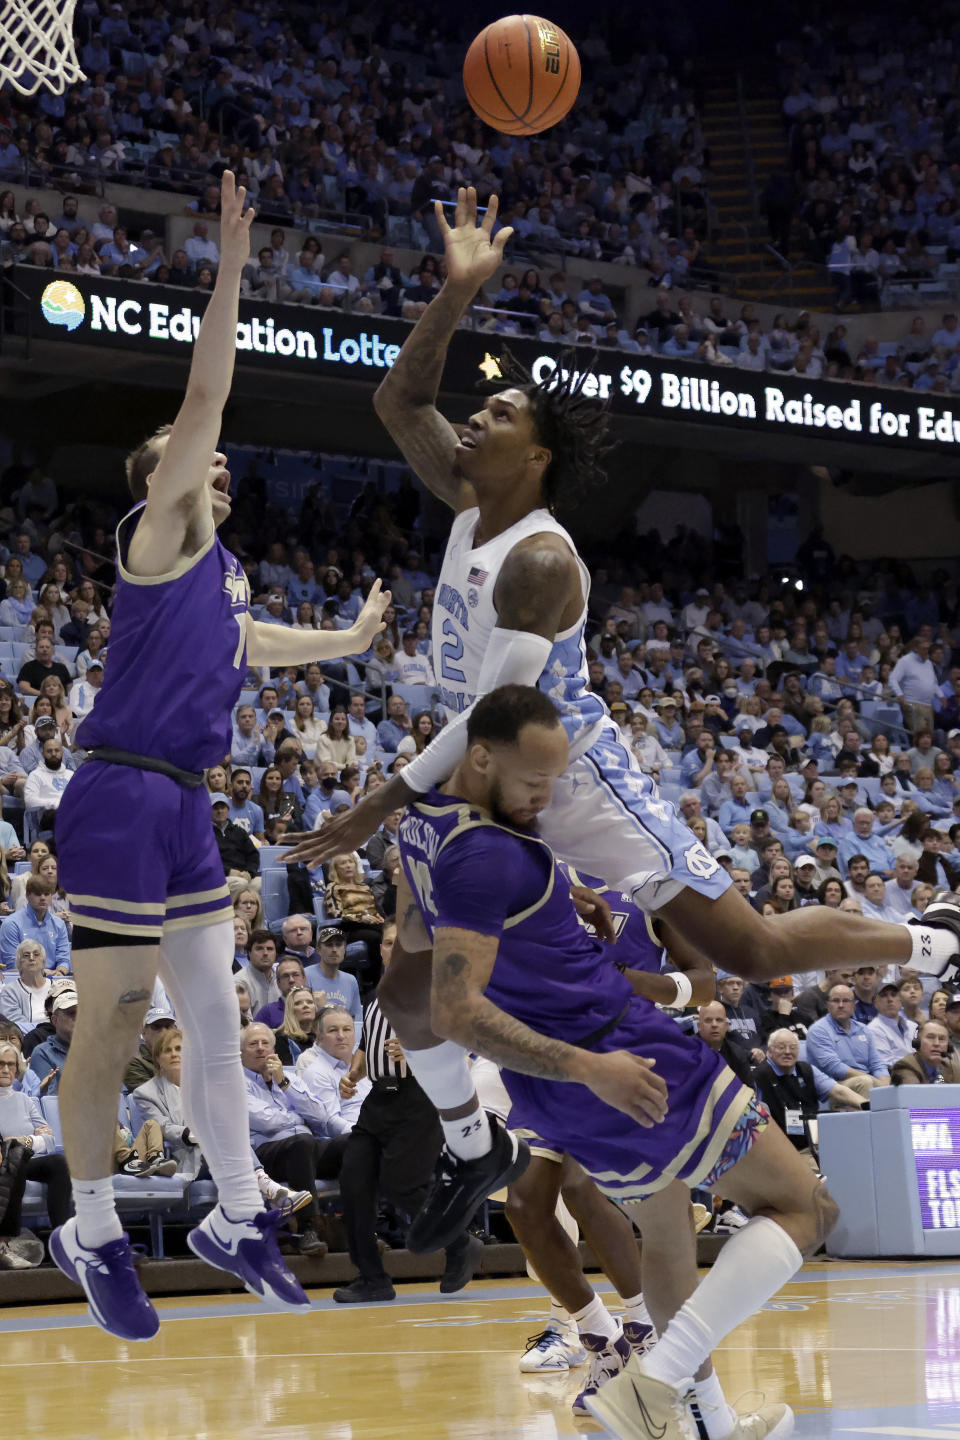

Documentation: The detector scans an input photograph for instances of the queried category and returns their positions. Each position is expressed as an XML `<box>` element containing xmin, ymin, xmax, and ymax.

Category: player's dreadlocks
<box><xmin>486</xmin><ymin>346</ymin><xmax>616</xmax><ymax>513</ymax></box>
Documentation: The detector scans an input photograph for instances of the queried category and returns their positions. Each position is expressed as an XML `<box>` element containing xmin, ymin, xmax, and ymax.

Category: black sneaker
<box><xmin>333</xmin><ymin>1277</ymin><xmax>396</xmax><ymax>1304</ymax></box>
<box><xmin>439</xmin><ymin>1231</ymin><xmax>482</xmax><ymax>1294</ymax></box>
<box><xmin>406</xmin><ymin>1113</ymin><xmax>530</xmax><ymax>1255</ymax></box>
<box><xmin>910</xmin><ymin>900</ymin><xmax>960</xmax><ymax>983</ymax></box>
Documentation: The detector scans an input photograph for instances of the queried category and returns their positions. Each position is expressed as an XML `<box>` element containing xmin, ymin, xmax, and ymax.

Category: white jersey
<box><xmin>432</xmin><ymin>505</ymin><xmax>604</xmax><ymax>752</ymax></box>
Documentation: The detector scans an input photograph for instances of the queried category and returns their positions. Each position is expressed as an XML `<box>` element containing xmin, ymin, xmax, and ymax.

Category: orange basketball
<box><xmin>463</xmin><ymin>14</ymin><xmax>581</xmax><ymax>137</ymax></box>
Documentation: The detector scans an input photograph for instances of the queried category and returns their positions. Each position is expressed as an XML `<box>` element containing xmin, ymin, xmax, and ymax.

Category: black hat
<box><xmin>750</xmin><ymin>808</ymin><xmax>769</xmax><ymax>826</ymax></box>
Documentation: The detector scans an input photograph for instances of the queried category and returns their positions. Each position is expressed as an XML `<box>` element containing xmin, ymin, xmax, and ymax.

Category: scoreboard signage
<box><xmin>13</xmin><ymin>265</ymin><xmax>960</xmax><ymax>460</ymax></box>
<box><xmin>911</xmin><ymin>1107</ymin><xmax>960</xmax><ymax>1231</ymax></box>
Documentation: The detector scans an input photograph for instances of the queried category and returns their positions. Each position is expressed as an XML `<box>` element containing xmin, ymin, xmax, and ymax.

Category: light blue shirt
<box><xmin>243</xmin><ymin>1066</ymin><xmax>340</xmax><ymax>1147</ymax></box>
<box><xmin>888</xmin><ymin>652</ymin><xmax>938</xmax><ymax>706</ymax></box>
<box><xmin>376</xmin><ymin>717</ymin><xmax>408</xmax><ymax>753</ymax></box>
<box><xmin>838</xmin><ymin>831</ymin><xmax>894</xmax><ymax>877</ymax></box>
<box><xmin>296</xmin><ymin>1045</ymin><xmax>370</xmax><ymax>1134</ymax></box>
<box><xmin>806</xmin><ymin>1013</ymin><xmax>889</xmax><ymax>1081</ymax></box>
<box><xmin>301</xmin><ymin>965</ymin><xmax>363</xmax><ymax>1047</ymax></box>
<box><xmin>867</xmin><ymin>1011</ymin><xmax>917</xmax><ymax>1069</ymax></box>
<box><xmin>0</xmin><ymin>905</ymin><xmax>71</xmax><ymax>972</ymax></box>
<box><xmin>348</xmin><ymin>715</ymin><xmax>378</xmax><ymax>752</ymax></box>
<box><xmin>228</xmin><ymin>798</ymin><xmax>265</xmax><ymax>835</ymax></box>
<box><xmin>718</xmin><ymin>797</ymin><xmax>756</xmax><ymax>835</ymax></box>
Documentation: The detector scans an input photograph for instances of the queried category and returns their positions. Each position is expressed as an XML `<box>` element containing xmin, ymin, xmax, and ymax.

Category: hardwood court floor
<box><xmin>0</xmin><ymin>1261</ymin><xmax>957</xmax><ymax>1439</ymax></box>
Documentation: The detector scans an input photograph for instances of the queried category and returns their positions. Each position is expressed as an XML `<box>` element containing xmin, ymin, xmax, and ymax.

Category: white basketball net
<box><xmin>0</xmin><ymin>0</ymin><xmax>86</xmax><ymax>96</ymax></box>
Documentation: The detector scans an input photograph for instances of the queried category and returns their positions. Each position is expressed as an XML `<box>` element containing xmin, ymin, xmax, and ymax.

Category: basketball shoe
<box><xmin>584</xmin><ymin>1358</ymin><xmax>696</xmax><ymax>1438</ymax></box>
<box><xmin>50</xmin><ymin>1218</ymin><xmax>159</xmax><ymax>1342</ymax></box>
<box><xmin>187</xmin><ymin>1206</ymin><xmax>311</xmax><ymax>1311</ymax></box>
<box><xmin>406</xmin><ymin>1113</ymin><xmax>530</xmax><ymax>1254</ymax></box>
<box><xmin>519</xmin><ymin>1325</ymin><xmax>587</xmax><ymax>1372</ymax></box>
<box><xmin>572</xmin><ymin>1321</ymin><xmax>633</xmax><ymax>1416</ymax></box>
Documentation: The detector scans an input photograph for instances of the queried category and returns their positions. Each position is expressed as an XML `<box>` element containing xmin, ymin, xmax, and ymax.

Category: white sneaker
<box><xmin>725</xmin><ymin>1401</ymin><xmax>795</xmax><ymax>1438</ymax></box>
<box><xmin>692</xmin><ymin>1202</ymin><xmax>712</xmax><ymax>1233</ymax></box>
<box><xmin>714</xmin><ymin>1206</ymin><xmax>750</xmax><ymax>1234</ymax></box>
<box><xmin>519</xmin><ymin>1325</ymin><xmax>586</xmax><ymax>1372</ymax></box>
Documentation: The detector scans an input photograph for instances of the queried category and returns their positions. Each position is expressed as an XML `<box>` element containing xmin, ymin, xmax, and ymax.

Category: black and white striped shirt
<box><xmin>362</xmin><ymin>996</ymin><xmax>407</xmax><ymax>1083</ymax></box>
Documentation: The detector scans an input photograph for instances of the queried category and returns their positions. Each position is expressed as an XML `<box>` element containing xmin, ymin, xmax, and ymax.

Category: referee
<box><xmin>333</xmin><ymin>923</ymin><xmax>479</xmax><ymax>1302</ymax></box>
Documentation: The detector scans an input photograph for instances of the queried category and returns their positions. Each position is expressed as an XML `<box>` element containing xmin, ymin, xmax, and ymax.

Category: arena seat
<box><xmin>860</xmin><ymin>776</ymin><xmax>884</xmax><ymax>805</ymax></box>
<box><xmin>261</xmin><ymin>868</ymin><xmax>290</xmax><ymax>928</ymax></box>
<box><xmin>36</xmin><ymin>1096</ymin><xmax>189</xmax><ymax>1256</ymax></box>
<box><xmin>391</xmin><ymin>683</ymin><xmax>437</xmax><ymax>712</ymax></box>
<box><xmin>257</xmin><ymin>846</ymin><xmax>288</xmax><ymax>869</ymax></box>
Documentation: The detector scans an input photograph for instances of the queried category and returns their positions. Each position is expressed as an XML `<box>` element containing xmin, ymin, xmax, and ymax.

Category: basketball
<box><xmin>462</xmin><ymin>14</ymin><xmax>581</xmax><ymax>137</ymax></box>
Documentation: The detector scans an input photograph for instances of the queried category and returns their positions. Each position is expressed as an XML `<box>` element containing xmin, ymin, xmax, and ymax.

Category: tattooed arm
<box><xmin>374</xmin><ymin>187</ymin><xmax>512</xmax><ymax>509</ymax></box>
<box><xmin>432</xmin><ymin>926</ymin><xmax>669</xmax><ymax>1127</ymax></box>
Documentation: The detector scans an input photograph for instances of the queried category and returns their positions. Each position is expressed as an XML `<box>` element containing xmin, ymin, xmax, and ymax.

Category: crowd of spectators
<box><xmin>1</xmin><ymin>441</ymin><xmax>960</xmax><ymax>1266</ymax></box>
<box><xmin>691</xmin><ymin>969</ymin><xmax>960</xmax><ymax>1189</ymax></box>
<box><xmin>0</xmin><ymin>0</ymin><xmax>711</xmax><ymax>273</ymax></box>
<box><xmin>774</xmin><ymin>8</ymin><xmax>960</xmax><ymax>311</ymax></box>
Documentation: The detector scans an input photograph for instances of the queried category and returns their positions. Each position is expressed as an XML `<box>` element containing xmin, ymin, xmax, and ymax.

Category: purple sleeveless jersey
<box><xmin>76</xmin><ymin>503</ymin><xmax>250</xmax><ymax>771</ymax></box>
<box><xmin>399</xmin><ymin>790</ymin><xmax>753</xmax><ymax>1199</ymax></box>
<box><xmin>58</xmin><ymin>505</ymin><xmax>246</xmax><ymax>940</ymax></box>
<box><xmin>559</xmin><ymin>863</ymin><xmax>663</xmax><ymax>974</ymax></box>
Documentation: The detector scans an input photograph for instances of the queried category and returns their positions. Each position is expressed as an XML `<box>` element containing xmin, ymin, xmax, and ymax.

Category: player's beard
<box><xmin>488</xmin><ymin>777</ymin><xmax>539</xmax><ymax>834</ymax></box>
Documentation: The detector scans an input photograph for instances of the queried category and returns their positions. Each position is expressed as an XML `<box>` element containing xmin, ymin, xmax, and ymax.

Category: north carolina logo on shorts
<box><xmin>683</xmin><ymin>843</ymin><xmax>720</xmax><ymax>879</ymax></box>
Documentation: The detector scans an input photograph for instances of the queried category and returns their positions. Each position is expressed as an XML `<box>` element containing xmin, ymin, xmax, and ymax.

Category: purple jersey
<box><xmin>77</xmin><ymin>503</ymin><xmax>250</xmax><ymax>770</ymax></box>
<box><xmin>560</xmin><ymin>864</ymin><xmax>663</xmax><ymax>974</ymax></box>
<box><xmin>399</xmin><ymin>794</ymin><xmax>634</xmax><ymax>1045</ymax></box>
<box><xmin>399</xmin><ymin>790</ymin><xmax>752</xmax><ymax>1199</ymax></box>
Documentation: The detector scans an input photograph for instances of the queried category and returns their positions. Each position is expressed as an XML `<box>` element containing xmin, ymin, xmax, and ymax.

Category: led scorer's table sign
<box><xmin>912</xmin><ymin>1107</ymin><xmax>960</xmax><ymax>1231</ymax></box>
<box><xmin>820</xmin><ymin>1086</ymin><xmax>960</xmax><ymax>1257</ymax></box>
<box><xmin>16</xmin><ymin>268</ymin><xmax>960</xmax><ymax>457</ymax></box>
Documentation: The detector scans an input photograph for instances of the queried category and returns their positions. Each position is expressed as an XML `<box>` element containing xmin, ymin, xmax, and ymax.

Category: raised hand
<box><xmin>351</xmin><ymin>579</ymin><xmax>392</xmax><ymax>652</ymax></box>
<box><xmin>219</xmin><ymin>169</ymin><xmax>255</xmax><ymax>273</ymax></box>
<box><xmin>437</xmin><ymin>187</ymin><xmax>514</xmax><ymax>289</ymax></box>
<box><xmin>282</xmin><ymin>800</ymin><xmax>383</xmax><ymax>869</ymax></box>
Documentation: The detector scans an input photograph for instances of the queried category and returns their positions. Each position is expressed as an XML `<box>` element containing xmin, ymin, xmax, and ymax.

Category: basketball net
<box><xmin>0</xmin><ymin>0</ymin><xmax>85</xmax><ymax>96</ymax></box>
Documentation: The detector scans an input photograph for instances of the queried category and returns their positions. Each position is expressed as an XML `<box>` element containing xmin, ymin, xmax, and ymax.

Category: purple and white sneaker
<box><xmin>623</xmin><ymin>1319</ymin><xmax>657</xmax><ymax>1357</ymax></box>
<box><xmin>50</xmin><ymin>1218</ymin><xmax>159</xmax><ymax>1342</ymax></box>
<box><xmin>187</xmin><ymin>1206</ymin><xmax>311</xmax><ymax>1312</ymax></box>
<box><xmin>571</xmin><ymin>1322</ymin><xmax>632</xmax><ymax>1417</ymax></box>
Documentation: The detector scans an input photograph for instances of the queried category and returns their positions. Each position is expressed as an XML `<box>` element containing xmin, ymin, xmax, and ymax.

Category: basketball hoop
<box><xmin>0</xmin><ymin>0</ymin><xmax>85</xmax><ymax>97</ymax></box>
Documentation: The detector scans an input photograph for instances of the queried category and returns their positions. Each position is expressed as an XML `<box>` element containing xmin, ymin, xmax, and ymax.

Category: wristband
<box><xmin>671</xmin><ymin>972</ymin><xmax>693</xmax><ymax>1010</ymax></box>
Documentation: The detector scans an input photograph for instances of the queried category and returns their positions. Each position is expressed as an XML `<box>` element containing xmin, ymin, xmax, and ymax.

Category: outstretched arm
<box><xmin>245</xmin><ymin>581</ymin><xmax>390</xmax><ymax>666</ymax></box>
<box><xmin>131</xmin><ymin>172</ymin><xmax>254</xmax><ymax>565</ymax></box>
<box><xmin>374</xmin><ymin>187</ymin><xmax>512</xmax><ymax>509</ymax></box>
<box><xmin>281</xmin><ymin>536</ymin><xmax>578</xmax><ymax>866</ymax></box>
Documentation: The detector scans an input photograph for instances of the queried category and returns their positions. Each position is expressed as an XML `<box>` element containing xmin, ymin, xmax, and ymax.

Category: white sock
<box><xmin>904</xmin><ymin>922</ymin><xmax>958</xmax><ymax>976</ymax></box>
<box><xmin>439</xmin><ymin>1108</ymin><xmax>492</xmax><ymax>1161</ymax></box>
<box><xmin>571</xmin><ymin>1292</ymin><xmax>619</xmax><ymax>1342</ymax></box>
<box><xmin>73</xmin><ymin>1176</ymin><xmax>123</xmax><ymax>1249</ymax></box>
<box><xmin>550</xmin><ymin>1298</ymin><xmax>576</xmax><ymax>1335</ymax></box>
<box><xmin>621</xmin><ymin>1291</ymin><xmax>654</xmax><ymax>1331</ymax></box>
<box><xmin>691</xmin><ymin>1371</ymin><xmax>738</xmax><ymax>1440</ymax></box>
<box><xmin>403</xmin><ymin>1041</ymin><xmax>493</xmax><ymax>1160</ymax></box>
<box><xmin>640</xmin><ymin>1217</ymin><xmax>802</xmax><ymax>1387</ymax></box>
<box><xmin>159</xmin><ymin>920</ymin><xmax>262</xmax><ymax>1219</ymax></box>
<box><xmin>256</xmin><ymin>1168</ymin><xmax>279</xmax><ymax>1201</ymax></box>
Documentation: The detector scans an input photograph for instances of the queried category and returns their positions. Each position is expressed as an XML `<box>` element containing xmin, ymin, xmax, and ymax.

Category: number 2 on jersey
<box><xmin>439</xmin><ymin>618</ymin><xmax>465</xmax><ymax>683</ymax></box>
